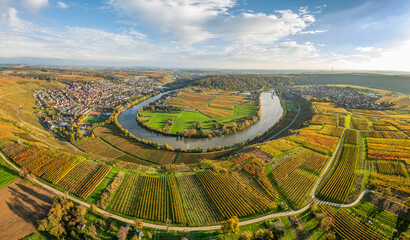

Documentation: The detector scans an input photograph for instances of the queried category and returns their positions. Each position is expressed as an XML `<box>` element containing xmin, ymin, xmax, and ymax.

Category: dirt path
<box><xmin>0</xmin><ymin>180</ymin><xmax>55</xmax><ymax>240</ymax></box>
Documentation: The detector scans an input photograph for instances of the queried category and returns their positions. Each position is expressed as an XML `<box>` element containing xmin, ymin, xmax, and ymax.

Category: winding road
<box><xmin>0</xmin><ymin>121</ymin><xmax>374</xmax><ymax>232</ymax></box>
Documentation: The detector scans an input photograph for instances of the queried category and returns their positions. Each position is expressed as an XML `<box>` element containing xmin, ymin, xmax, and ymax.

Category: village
<box><xmin>288</xmin><ymin>85</ymin><xmax>387</xmax><ymax>110</ymax></box>
<box><xmin>34</xmin><ymin>76</ymin><xmax>159</xmax><ymax>140</ymax></box>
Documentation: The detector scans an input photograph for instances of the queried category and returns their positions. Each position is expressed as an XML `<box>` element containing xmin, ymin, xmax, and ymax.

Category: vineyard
<box><xmin>109</xmin><ymin>173</ymin><xmax>186</xmax><ymax>223</ymax></box>
<box><xmin>289</xmin><ymin>130</ymin><xmax>339</xmax><ymax>155</ymax></box>
<box><xmin>380</xmin><ymin>131</ymin><xmax>408</xmax><ymax>139</ymax></box>
<box><xmin>260</xmin><ymin>138</ymin><xmax>298</xmax><ymax>157</ymax></box>
<box><xmin>58</xmin><ymin>161</ymin><xmax>112</xmax><ymax>199</ymax></box>
<box><xmin>376</xmin><ymin>160</ymin><xmax>407</xmax><ymax>176</ymax></box>
<box><xmin>368</xmin><ymin>173</ymin><xmax>410</xmax><ymax>197</ymax></box>
<box><xmin>319</xmin><ymin>145</ymin><xmax>359</xmax><ymax>203</ymax></box>
<box><xmin>242</xmin><ymin>158</ymin><xmax>279</xmax><ymax>199</ymax></box>
<box><xmin>351</xmin><ymin>117</ymin><xmax>370</xmax><ymax>130</ymax></box>
<box><xmin>344</xmin><ymin>129</ymin><xmax>359</xmax><ymax>145</ymax></box>
<box><xmin>313</xmin><ymin>102</ymin><xmax>346</xmax><ymax>113</ymax></box>
<box><xmin>1</xmin><ymin>143</ymin><xmax>111</xmax><ymax>199</ymax></box>
<box><xmin>319</xmin><ymin>125</ymin><xmax>345</xmax><ymax>137</ymax></box>
<box><xmin>93</xmin><ymin>125</ymin><xmax>177</xmax><ymax>165</ymax></box>
<box><xmin>271</xmin><ymin>148</ymin><xmax>324</xmax><ymax>207</ymax></box>
<box><xmin>176</xmin><ymin>172</ymin><xmax>223</xmax><ymax>224</ymax></box>
<box><xmin>196</xmin><ymin>170</ymin><xmax>276</xmax><ymax>218</ymax></box>
<box><xmin>366</xmin><ymin>138</ymin><xmax>410</xmax><ymax>164</ymax></box>
<box><xmin>310</xmin><ymin>114</ymin><xmax>338</xmax><ymax>125</ymax></box>
<box><xmin>320</xmin><ymin>205</ymin><xmax>385</xmax><ymax>240</ymax></box>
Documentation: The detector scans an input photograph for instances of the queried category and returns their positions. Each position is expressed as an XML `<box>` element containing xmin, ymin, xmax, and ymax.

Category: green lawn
<box><xmin>140</xmin><ymin>101</ymin><xmax>258</xmax><ymax>134</ymax></box>
<box><xmin>217</xmin><ymin>104</ymin><xmax>258</xmax><ymax>124</ymax></box>
<box><xmin>0</xmin><ymin>156</ymin><xmax>17</xmax><ymax>189</ymax></box>
<box><xmin>141</xmin><ymin>110</ymin><xmax>213</xmax><ymax>134</ymax></box>
<box><xmin>284</xmin><ymin>101</ymin><xmax>297</xmax><ymax>110</ymax></box>
<box><xmin>83</xmin><ymin>117</ymin><xmax>106</xmax><ymax>124</ymax></box>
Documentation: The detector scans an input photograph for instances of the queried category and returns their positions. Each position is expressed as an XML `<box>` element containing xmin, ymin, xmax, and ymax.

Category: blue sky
<box><xmin>1</xmin><ymin>0</ymin><xmax>410</xmax><ymax>71</ymax></box>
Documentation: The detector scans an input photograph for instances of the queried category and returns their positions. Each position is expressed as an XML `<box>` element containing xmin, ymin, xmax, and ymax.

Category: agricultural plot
<box><xmin>321</xmin><ymin>205</ymin><xmax>385</xmax><ymax>240</ymax></box>
<box><xmin>271</xmin><ymin>148</ymin><xmax>324</xmax><ymax>207</ymax></box>
<box><xmin>368</xmin><ymin>173</ymin><xmax>410</xmax><ymax>197</ymax></box>
<box><xmin>242</xmin><ymin>158</ymin><xmax>279</xmax><ymax>199</ymax></box>
<box><xmin>313</xmin><ymin>102</ymin><xmax>345</xmax><ymax>113</ymax></box>
<box><xmin>109</xmin><ymin>173</ymin><xmax>186</xmax><ymax>223</ymax></box>
<box><xmin>310</xmin><ymin>114</ymin><xmax>338</xmax><ymax>125</ymax></box>
<box><xmin>346</xmin><ymin>201</ymin><xmax>410</xmax><ymax>239</ymax></box>
<box><xmin>376</xmin><ymin>160</ymin><xmax>406</xmax><ymax>176</ymax></box>
<box><xmin>260</xmin><ymin>138</ymin><xmax>299</xmax><ymax>157</ymax></box>
<box><xmin>0</xmin><ymin>124</ymin><xmax>22</xmax><ymax>138</ymax></box>
<box><xmin>139</xmin><ymin>90</ymin><xmax>259</xmax><ymax>136</ymax></box>
<box><xmin>176</xmin><ymin>172</ymin><xmax>223</xmax><ymax>224</ymax></box>
<box><xmin>319</xmin><ymin>145</ymin><xmax>359</xmax><ymax>203</ymax></box>
<box><xmin>0</xmin><ymin>157</ymin><xmax>16</xmax><ymax>189</ymax></box>
<box><xmin>380</xmin><ymin>131</ymin><xmax>408</xmax><ymax>139</ymax></box>
<box><xmin>231</xmin><ymin>153</ymin><xmax>252</xmax><ymax>165</ymax></box>
<box><xmin>351</xmin><ymin>117</ymin><xmax>370</xmax><ymax>130</ymax></box>
<box><xmin>174</xmin><ymin>150</ymin><xmax>232</xmax><ymax>164</ymax></box>
<box><xmin>74</xmin><ymin>138</ymin><xmax>124</xmax><ymax>159</ymax></box>
<box><xmin>361</xmin><ymin>130</ymin><xmax>383</xmax><ymax>138</ymax></box>
<box><xmin>319</xmin><ymin>125</ymin><xmax>345</xmax><ymax>137</ymax></box>
<box><xmin>344</xmin><ymin>129</ymin><xmax>359</xmax><ymax>145</ymax></box>
<box><xmin>289</xmin><ymin>130</ymin><xmax>339</xmax><ymax>155</ymax></box>
<box><xmin>196</xmin><ymin>170</ymin><xmax>276</xmax><ymax>218</ymax></box>
<box><xmin>366</xmin><ymin>138</ymin><xmax>410</xmax><ymax>164</ymax></box>
<box><xmin>94</xmin><ymin>125</ymin><xmax>177</xmax><ymax>164</ymax></box>
<box><xmin>373</xmin><ymin>125</ymin><xmax>399</xmax><ymax>131</ymax></box>
<box><xmin>58</xmin><ymin>161</ymin><xmax>112</xmax><ymax>199</ymax></box>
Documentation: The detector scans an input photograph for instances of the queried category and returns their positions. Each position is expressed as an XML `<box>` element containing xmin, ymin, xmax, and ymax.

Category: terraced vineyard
<box><xmin>319</xmin><ymin>145</ymin><xmax>359</xmax><ymax>203</ymax></box>
<box><xmin>289</xmin><ymin>130</ymin><xmax>339</xmax><ymax>155</ymax></box>
<box><xmin>109</xmin><ymin>173</ymin><xmax>186</xmax><ymax>223</ymax></box>
<box><xmin>376</xmin><ymin>160</ymin><xmax>407</xmax><ymax>176</ymax></box>
<box><xmin>58</xmin><ymin>161</ymin><xmax>112</xmax><ymax>199</ymax></box>
<box><xmin>196</xmin><ymin>170</ymin><xmax>276</xmax><ymax>218</ymax></box>
<box><xmin>176</xmin><ymin>172</ymin><xmax>223</xmax><ymax>224</ymax></box>
<box><xmin>271</xmin><ymin>148</ymin><xmax>326</xmax><ymax>207</ymax></box>
<box><xmin>321</xmin><ymin>205</ymin><xmax>385</xmax><ymax>240</ymax></box>
<box><xmin>366</xmin><ymin>138</ymin><xmax>410</xmax><ymax>164</ymax></box>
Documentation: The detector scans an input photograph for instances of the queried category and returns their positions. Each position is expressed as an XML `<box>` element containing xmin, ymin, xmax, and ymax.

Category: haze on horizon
<box><xmin>0</xmin><ymin>0</ymin><xmax>410</xmax><ymax>71</ymax></box>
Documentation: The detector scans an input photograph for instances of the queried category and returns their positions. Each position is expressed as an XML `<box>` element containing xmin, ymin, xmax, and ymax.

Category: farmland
<box><xmin>137</xmin><ymin>89</ymin><xmax>260</xmax><ymax>137</ymax></box>
<box><xmin>0</xmin><ymin>70</ymin><xmax>409</xmax><ymax>240</ymax></box>
<box><xmin>319</xmin><ymin>145</ymin><xmax>359</xmax><ymax>203</ymax></box>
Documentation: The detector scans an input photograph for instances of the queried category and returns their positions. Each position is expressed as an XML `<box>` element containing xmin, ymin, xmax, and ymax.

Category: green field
<box><xmin>217</xmin><ymin>104</ymin><xmax>258</xmax><ymax>124</ymax></box>
<box><xmin>83</xmin><ymin>117</ymin><xmax>106</xmax><ymax>124</ymax></box>
<box><xmin>284</xmin><ymin>101</ymin><xmax>297</xmax><ymax>110</ymax></box>
<box><xmin>0</xmin><ymin>156</ymin><xmax>17</xmax><ymax>189</ymax></box>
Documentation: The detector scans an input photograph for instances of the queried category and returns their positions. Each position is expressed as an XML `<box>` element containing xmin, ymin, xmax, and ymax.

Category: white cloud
<box><xmin>108</xmin><ymin>0</ymin><xmax>235</xmax><ymax>44</ymax></box>
<box><xmin>108</xmin><ymin>0</ymin><xmax>318</xmax><ymax>45</ymax></box>
<box><xmin>57</xmin><ymin>1</ymin><xmax>68</xmax><ymax>9</ymax></box>
<box><xmin>213</xmin><ymin>10</ymin><xmax>316</xmax><ymax>46</ymax></box>
<box><xmin>0</xmin><ymin>7</ymin><xmax>35</xmax><ymax>32</ymax></box>
<box><xmin>299</xmin><ymin>30</ymin><xmax>327</xmax><ymax>35</ymax></box>
<box><xmin>22</xmin><ymin>0</ymin><xmax>48</xmax><ymax>13</ymax></box>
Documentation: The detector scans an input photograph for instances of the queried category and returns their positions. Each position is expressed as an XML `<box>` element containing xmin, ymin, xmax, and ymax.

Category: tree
<box><xmin>240</xmin><ymin>231</ymin><xmax>252</xmax><ymax>240</ymax></box>
<box><xmin>134</xmin><ymin>219</ymin><xmax>143</xmax><ymax>230</ymax></box>
<box><xmin>116</xmin><ymin>226</ymin><xmax>129</xmax><ymax>240</ymax></box>
<box><xmin>403</xmin><ymin>197</ymin><xmax>410</xmax><ymax>208</ymax></box>
<box><xmin>90</xmin><ymin>204</ymin><xmax>98</xmax><ymax>214</ymax></box>
<box><xmin>84</xmin><ymin>224</ymin><xmax>99</xmax><ymax>240</ymax></box>
<box><xmin>220</xmin><ymin>216</ymin><xmax>239</xmax><ymax>234</ymax></box>
<box><xmin>165</xmin><ymin>219</ymin><xmax>172</xmax><ymax>232</ymax></box>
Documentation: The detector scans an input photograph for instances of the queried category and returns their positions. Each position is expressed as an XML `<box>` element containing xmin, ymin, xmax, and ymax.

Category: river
<box><xmin>117</xmin><ymin>91</ymin><xmax>283</xmax><ymax>150</ymax></box>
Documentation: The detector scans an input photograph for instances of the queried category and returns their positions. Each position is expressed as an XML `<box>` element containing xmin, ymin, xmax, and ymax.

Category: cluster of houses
<box><xmin>34</xmin><ymin>76</ymin><xmax>159</xmax><ymax>139</ymax></box>
<box><xmin>288</xmin><ymin>86</ymin><xmax>386</xmax><ymax>110</ymax></box>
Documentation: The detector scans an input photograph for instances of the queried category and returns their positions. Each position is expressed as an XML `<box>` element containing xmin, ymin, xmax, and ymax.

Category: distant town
<box><xmin>34</xmin><ymin>76</ymin><xmax>159</xmax><ymax>140</ymax></box>
<box><xmin>287</xmin><ymin>86</ymin><xmax>388</xmax><ymax>110</ymax></box>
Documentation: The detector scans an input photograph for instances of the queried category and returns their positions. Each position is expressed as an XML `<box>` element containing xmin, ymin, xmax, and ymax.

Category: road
<box><xmin>266</xmin><ymin>99</ymin><xmax>300</xmax><ymax>141</ymax></box>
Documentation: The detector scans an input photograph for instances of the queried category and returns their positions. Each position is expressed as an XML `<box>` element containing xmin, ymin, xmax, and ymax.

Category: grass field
<box><xmin>139</xmin><ymin>90</ymin><xmax>259</xmax><ymax>135</ymax></box>
<box><xmin>284</xmin><ymin>101</ymin><xmax>297</xmax><ymax>110</ymax></box>
<box><xmin>83</xmin><ymin>117</ymin><xmax>106</xmax><ymax>124</ymax></box>
<box><xmin>0</xmin><ymin>156</ymin><xmax>16</xmax><ymax>189</ymax></box>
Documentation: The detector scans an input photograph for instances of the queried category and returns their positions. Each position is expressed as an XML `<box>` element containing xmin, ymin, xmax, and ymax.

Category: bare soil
<box><xmin>0</xmin><ymin>179</ymin><xmax>55</xmax><ymax>240</ymax></box>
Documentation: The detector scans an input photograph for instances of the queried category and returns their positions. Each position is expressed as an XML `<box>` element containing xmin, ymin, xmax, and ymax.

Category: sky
<box><xmin>1</xmin><ymin>0</ymin><xmax>410</xmax><ymax>71</ymax></box>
